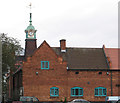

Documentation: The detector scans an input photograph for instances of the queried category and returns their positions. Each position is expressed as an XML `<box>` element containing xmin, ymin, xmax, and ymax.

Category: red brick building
<box><xmin>7</xmin><ymin>13</ymin><xmax>120</xmax><ymax>102</ymax></box>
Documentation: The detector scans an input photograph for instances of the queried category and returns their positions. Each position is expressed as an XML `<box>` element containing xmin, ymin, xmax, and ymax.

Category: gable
<box><xmin>33</xmin><ymin>40</ymin><xmax>58</xmax><ymax>59</ymax></box>
<box><xmin>25</xmin><ymin>40</ymin><xmax>66</xmax><ymax>70</ymax></box>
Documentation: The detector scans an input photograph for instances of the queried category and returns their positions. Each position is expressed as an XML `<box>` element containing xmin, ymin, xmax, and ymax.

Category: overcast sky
<box><xmin>0</xmin><ymin>0</ymin><xmax>119</xmax><ymax>48</ymax></box>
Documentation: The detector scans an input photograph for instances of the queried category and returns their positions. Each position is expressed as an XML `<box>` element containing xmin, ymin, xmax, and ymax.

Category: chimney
<box><xmin>60</xmin><ymin>39</ymin><xmax>66</xmax><ymax>52</ymax></box>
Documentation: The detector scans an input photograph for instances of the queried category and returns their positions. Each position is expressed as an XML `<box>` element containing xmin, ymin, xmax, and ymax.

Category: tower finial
<box><xmin>29</xmin><ymin>3</ymin><xmax>32</xmax><ymax>25</ymax></box>
<box><xmin>29</xmin><ymin>3</ymin><xmax>32</xmax><ymax>13</ymax></box>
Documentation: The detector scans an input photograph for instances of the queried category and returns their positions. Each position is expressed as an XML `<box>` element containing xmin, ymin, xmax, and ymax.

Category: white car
<box><xmin>20</xmin><ymin>96</ymin><xmax>39</xmax><ymax>102</ymax></box>
<box><xmin>71</xmin><ymin>99</ymin><xmax>90</xmax><ymax>103</ymax></box>
<box><xmin>105</xmin><ymin>96</ymin><xmax>120</xmax><ymax>102</ymax></box>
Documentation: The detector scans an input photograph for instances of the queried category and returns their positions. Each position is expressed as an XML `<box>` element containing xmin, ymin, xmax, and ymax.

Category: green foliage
<box><xmin>1</xmin><ymin>33</ymin><xmax>23</xmax><ymax>73</ymax></box>
<box><xmin>63</xmin><ymin>97</ymin><xmax>67</xmax><ymax>103</ymax></box>
<box><xmin>1</xmin><ymin>33</ymin><xmax>23</xmax><ymax>99</ymax></box>
<box><xmin>61</xmin><ymin>97</ymin><xmax>67</xmax><ymax>103</ymax></box>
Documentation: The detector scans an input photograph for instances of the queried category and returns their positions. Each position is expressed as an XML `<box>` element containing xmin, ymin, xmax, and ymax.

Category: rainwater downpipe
<box><xmin>110</xmin><ymin>71</ymin><xmax>113</xmax><ymax>96</ymax></box>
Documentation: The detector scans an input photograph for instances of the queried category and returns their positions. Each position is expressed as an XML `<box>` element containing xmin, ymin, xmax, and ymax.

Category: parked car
<box><xmin>117</xmin><ymin>99</ymin><xmax>120</xmax><ymax>103</ymax></box>
<box><xmin>6</xmin><ymin>98</ymin><xmax>13</xmax><ymax>103</ymax></box>
<box><xmin>71</xmin><ymin>99</ymin><xmax>90</xmax><ymax>103</ymax></box>
<box><xmin>12</xmin><ymin>96</ymin><xmax>39</xmax><ymax>103</ymax></box>
<box><xmin>105</xmin><ymin>96</ymin><xmax>120</xmax><ymax>103</ymax></box>
<box><xmin>20</xmin><ymin>96</ymin><xmax>39</xmax><ymax>102</ymax></box>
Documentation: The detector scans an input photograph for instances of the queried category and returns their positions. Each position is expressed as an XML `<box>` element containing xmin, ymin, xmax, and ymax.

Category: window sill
<box><xmin>50</xmin><ymin>96</ymin><xmax>59</xmax><ymax>98</ymax></box>
<box><xmin>71</xmin><ymin>96</ymin><xmax>83</xmax><ymax>98</ymax></box>
<box><xmin>41</xmin><ymin>68</ymin><xmax>49</xmax><ymax>70</ymax></box>
<box><xmin>95</xmin><ymin>95</ymin><xmax>106</xmax><ymax>97</ymax></box>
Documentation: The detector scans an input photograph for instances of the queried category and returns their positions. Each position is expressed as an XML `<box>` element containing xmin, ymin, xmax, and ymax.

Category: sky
<box><xmin>0</xmin><ymin>0</ymin><xmax>119</xmax><ymax>48</ymax></box>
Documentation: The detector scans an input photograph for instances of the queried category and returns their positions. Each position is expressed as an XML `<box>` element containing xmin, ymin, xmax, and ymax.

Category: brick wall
<box><xmin>23</xmin><ymin>41</ymin><xmax>67</xmax><ymax>101</ymax></box>
<box><xmin>22</xmin><ymin>41</ymin><xmax>120</xmax><ymax>101</ymax></box>
<box><xmin>112</xmin><ymin>71</ymin><xmax>120</xmax><ymax>96</ymax></box>
<box><xmin>67</xmin><ymin>70</ymin><xmax>111</xmax><ymax>101</ymax></box>
<box><xmin>13</xmin><ymin>70</ymin><xmax>22</xmax><ymax>100</ymax></box>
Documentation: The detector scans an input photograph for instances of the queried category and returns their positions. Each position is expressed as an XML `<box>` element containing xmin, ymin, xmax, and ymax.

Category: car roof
<box><xmin>73</xmin><ymin>99</ymin><xmax>88</xmax><ymax>101</ymax></box>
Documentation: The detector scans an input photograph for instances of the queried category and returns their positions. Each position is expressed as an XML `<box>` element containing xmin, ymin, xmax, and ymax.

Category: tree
<box><xmin>1</xmin><ymin>33</ymin><xmax>23</xmax><ymax>74</ymax></box>
<box><xmin>1</xmin><ymin>33</ymin><xmax>23</xmax><ymax>101</ymax></box>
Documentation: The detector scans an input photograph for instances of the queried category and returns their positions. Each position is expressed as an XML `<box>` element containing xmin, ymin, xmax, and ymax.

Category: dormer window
<box><xmin>41</xmin><ymin>61</ymin><xmax>49</xmax><ymax>69</ymax></box>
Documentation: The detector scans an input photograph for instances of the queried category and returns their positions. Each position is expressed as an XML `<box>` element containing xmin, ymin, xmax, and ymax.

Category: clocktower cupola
<box><xmin>25</xmin><ymin>3</ymin><xmax>37</xmax><ymax>57</ymax></box>
<box><xmin>25</xmin><ymin>13</ymin><xmax>37</xmax><ymax>39</ymax></box>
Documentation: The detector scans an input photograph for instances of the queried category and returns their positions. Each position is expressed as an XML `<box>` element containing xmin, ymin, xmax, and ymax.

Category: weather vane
<box><xmin>29</xmin><ymin>3</ymin><xmax>32</xmax><ymax>13</ymax></box>
<box><xmin>26</xmin><ymin>3</ymin><xmax>35</xmax><ymax>13</ymax></box>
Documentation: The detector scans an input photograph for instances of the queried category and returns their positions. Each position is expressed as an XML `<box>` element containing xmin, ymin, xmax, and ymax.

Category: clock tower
<box><xmin>25</xmin><ymin>12</ymin><xmax>37</xmax><ymax>57</ymax></box>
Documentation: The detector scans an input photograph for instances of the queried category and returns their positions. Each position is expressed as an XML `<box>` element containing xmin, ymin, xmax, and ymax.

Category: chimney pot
<box><xmin>60</xmin><ymin>39</ymin><xmax>66</xmax><ymax>52</ymax></box>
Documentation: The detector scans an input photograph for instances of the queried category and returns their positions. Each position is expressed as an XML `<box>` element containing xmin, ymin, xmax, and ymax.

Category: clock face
<box><xmin>26</xmin><ymin>29</ymin><xmax>36</xmax><ymax>39</ymax></box>
<box><xmin>29</xmin><ymin>32</ymin><xmax>33</xmax><ymax>36</ymax></box>
<box><xmin>28</xmin><ymin>30</ymin><xmax>34</xmax><ymax>37</ymax></box>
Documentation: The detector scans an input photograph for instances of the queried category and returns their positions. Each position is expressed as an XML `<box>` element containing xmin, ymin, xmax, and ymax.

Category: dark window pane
<box><xmin>103</xmin><ymin>89</ymin><xmax>106</xmax><ymax>95</ymax></box>
<box><xmin>95</xmin><ymin>89</ymin><xmax>98</xmax><ymax>95</ymax></box>
<box><xmin>42</xmin><ymin>62</ymin><xmax>45</xmax><ymax>68</ymax></box>
<box><xmin>55</xmin><ymin>89</ymin><xmax>58</xmax><ymax>95</ymax></box>
<box><xmin>71</xmin><ymin>89</ymin><xmax>74</xmax><ymax>95</ymax></box>
<box><xmin>46</xmin><ymin>62</ymin><xmax>48</xmax><ymax>68</ymax></box>
<box><xmin>99</xmin><ymin>89</ymin><xmax>102</xmax><ymax>95</ymax></box>
<box><xmin>51</xmin><ymin>89</ymin><xmax>54</xmax><ymax>95</ymax></box>
<box><xmin>75</xmin><ymin>89</ymin><xmax>79</xmax><ymax>95</ymax></box>
<box><xmin>79</xmin><ymin>89</ymin><xmax>82</xmax><ymax>95</ymax></box>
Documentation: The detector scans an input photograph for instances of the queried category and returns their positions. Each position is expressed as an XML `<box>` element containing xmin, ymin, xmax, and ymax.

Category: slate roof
<box><xmin>52</xmin><ymin>47</ymin><xmax>109</xmax><ymax>70</ymax></box>
<box><xmin>15</xmin><ymin>47</ymin><xmax>109</xmax><ymax>70</ymax></box>
<box><xmin>104</xmin><ymin>48</ymin><xmax>120</xmax><ymax>69</ymax></box>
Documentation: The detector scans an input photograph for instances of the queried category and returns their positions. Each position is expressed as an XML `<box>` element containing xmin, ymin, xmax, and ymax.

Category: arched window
<box><xmin>71</xmin><ymin>87</ymin><xmax>83</xmax><ymax>96</ymax></box>
<box><xmin>95</xmin><ymin>87</ymin><xmax>106</xmax><ymax>96</ymax></box>
<box><xmin>50</xmin><ymin>87</ymin><xmax>59</xmax><ymax>97</ymax></box>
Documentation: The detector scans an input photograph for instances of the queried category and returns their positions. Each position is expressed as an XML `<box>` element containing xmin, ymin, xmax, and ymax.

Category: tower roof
<box><xmin>25</xmin><ymin>13</ymin><xmax>35</xmax><ymax>31</ymax></box>
<box><xmin>26</xmin><ymin>24</ymin><xmax>35</xmax><ymax>31</ymax></box>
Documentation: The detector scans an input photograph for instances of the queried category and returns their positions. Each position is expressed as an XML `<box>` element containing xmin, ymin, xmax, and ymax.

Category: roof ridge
<box><xmin>52</xmin><ymin>47</ymin><xmax>102</xmax><ymax>49</ymax></box>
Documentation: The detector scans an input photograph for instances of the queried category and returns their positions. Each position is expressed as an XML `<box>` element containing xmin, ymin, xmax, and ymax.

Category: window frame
<box><xmin>94</xmin><ymin>87</ymin><xmax>107</xmax><ymax>96</ymax></box>
<box><xmin>71</xmin><ymin>87</ymin><xmax>83</xmax><ymax>97</ymax></box>
<box><xmin>41</xmin><ymin>61</ymin><xmax>49</xmax><ymax>69</ymax></box>
<box><xmin>50</xmin><ymin>87</ymin><xmax>59</xmax><ymax>97</ymax></box>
